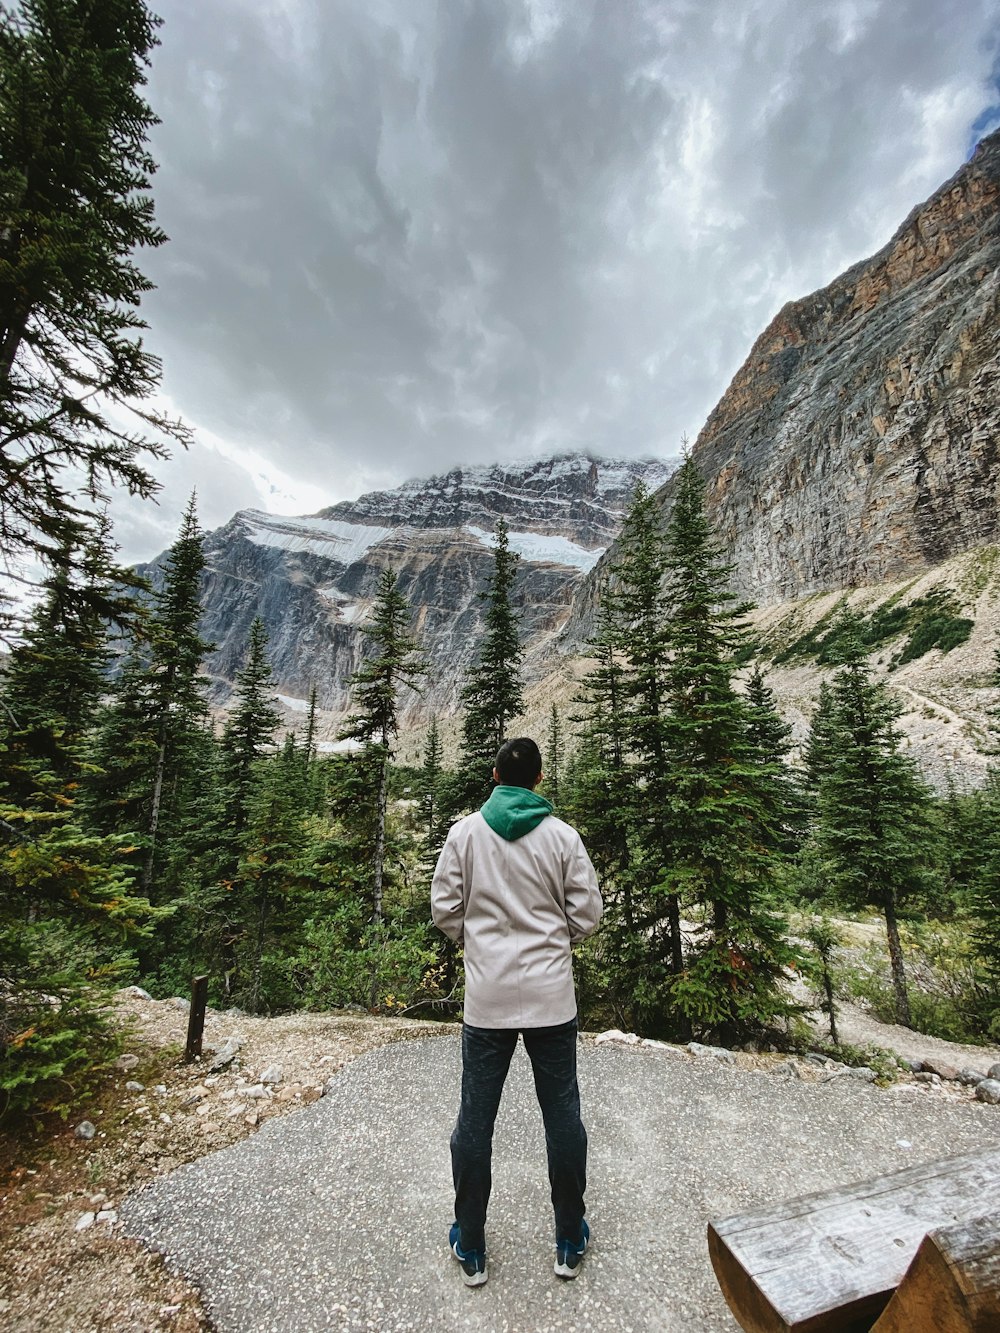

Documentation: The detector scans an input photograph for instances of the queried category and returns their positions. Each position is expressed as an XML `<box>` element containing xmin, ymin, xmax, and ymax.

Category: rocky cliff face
<box><xmin>149</xmin><ymin>454</ymin><xmax>672</xmax><ymax>728</ymax></box>
<box><xmin>674</xmin><ymin>128</ymin><xmax>1000</xmax><ymax>606</ymax></box>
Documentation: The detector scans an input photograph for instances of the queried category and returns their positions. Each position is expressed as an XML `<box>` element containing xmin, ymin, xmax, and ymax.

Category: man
<box><xmin>431</xmin><ymin>737</ymin><xmax>603</xmax><ymax>1288</ymax></box>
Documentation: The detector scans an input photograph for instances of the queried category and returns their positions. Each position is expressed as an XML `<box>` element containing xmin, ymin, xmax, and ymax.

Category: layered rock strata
<box><xmin>671</xmin><ymin>128</ymin><xmax>1000</xmax><ymax>607</ymax></box>
<box><xmin>142</xmin><ymin>454</ymin><xmax>672</xmax><ymax>728</ymax></box>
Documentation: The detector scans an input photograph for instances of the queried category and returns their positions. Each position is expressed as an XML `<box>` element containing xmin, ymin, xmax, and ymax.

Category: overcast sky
<box><xmin>113</xmin><ymin>0</ymin><xmax>1000</xmax><ymax>563</ymax></box>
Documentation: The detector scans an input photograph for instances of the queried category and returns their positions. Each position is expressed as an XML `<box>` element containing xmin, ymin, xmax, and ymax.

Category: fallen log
<box><xmin>707</xmin><ymin>1145</ymin><xmax>1000</xmax><ymax>1332</ymax></box>
<box><xmin>869</xmin><ymin>1214</ymin><xmax>1000</xmax><ymax>1333</ymax></box>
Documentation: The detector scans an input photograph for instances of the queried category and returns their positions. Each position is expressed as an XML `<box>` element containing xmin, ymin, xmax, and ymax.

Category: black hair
<box><xmin>494</xmin><ymin>737</ymin><xmax>542</xmax><ymax>788</ymax></box>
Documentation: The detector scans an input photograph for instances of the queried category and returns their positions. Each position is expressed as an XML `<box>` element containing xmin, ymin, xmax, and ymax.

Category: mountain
<box><xmin>145</xmin><ymin>133</ymin><xmax>1000</xmax><ymax>777</ymax></box>
<box><xmin>146</xmin><ymin>454</ymin><xmax>673</xmax><ymax>734</ymax></box>
<box><xmin>555</xmin><ymin>131</ymin><xmax>1000</xmax><ymax>787</ymax></box>
<box><xmin>676</xmin><ymin>127</ymin><xmax>1000</xmax><ymax>606</ymax></box>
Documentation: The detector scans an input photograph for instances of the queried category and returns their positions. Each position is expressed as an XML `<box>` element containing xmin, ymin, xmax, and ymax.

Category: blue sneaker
<box><xmin>554</xmin><ymin>1219</ymin><xmax>590</xmax><ymax>1279</ymax></box>
<box><xmin>449</xmin><ymin>1222</ymin><xmax>487</xmax><ymax>1287</ymax></box>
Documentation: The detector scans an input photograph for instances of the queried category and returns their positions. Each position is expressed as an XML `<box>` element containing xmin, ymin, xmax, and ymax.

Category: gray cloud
<box><xmin>115</xmin><ymin>0</ymin><xmax>1000</xmax><ymax>559</ymax></box>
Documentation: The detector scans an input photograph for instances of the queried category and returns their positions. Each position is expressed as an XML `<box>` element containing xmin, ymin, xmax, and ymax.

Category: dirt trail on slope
<box><xmin>832</xmin><ymin>998</ymin><xmax>999</xmax><ymax>1072</ymax></box>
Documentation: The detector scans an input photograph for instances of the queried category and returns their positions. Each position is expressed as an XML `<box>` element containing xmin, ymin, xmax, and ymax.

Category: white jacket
<box><xmin>431</xmin><ymin>810</ymin><xmax>603</xmax><ymax>1028</ymax></box>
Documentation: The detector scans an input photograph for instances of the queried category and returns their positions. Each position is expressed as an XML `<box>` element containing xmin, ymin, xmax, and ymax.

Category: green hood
<box><xmin>480</xmin><ymin>785</ymin><xmax>553</xmax><ymax>841</ymax></box>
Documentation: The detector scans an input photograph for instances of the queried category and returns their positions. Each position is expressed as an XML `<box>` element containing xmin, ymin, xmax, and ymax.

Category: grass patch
<box><xmin>959</xmin><ymin>545</ymin><xmax>1000</xmax><ymax>600</ymax></box>
<box><xmin>804</xmin><ymin>1037</ymin><xmax>902</xmax><ymax>1084</ymax></box>
<box><xmin>840</xmin><ymin>919</ymin><xmax>993</xmax><ymax>1045</ymax></box>
<box><xmin>769</xmin><ymin>588</ymin><xmax>973</xmax><ymax>668</ymax></box>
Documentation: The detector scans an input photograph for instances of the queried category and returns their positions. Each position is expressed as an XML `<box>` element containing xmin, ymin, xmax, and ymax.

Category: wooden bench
<box><xmin>707</xmin><ymin>1146</ymin><xmax>1000</xmax><ymax>1332</ymax></box>
<box><xmin>869</xmin><ymin>1214</ymin><xmax>1000</xmax><ymax>1333</ymax></box>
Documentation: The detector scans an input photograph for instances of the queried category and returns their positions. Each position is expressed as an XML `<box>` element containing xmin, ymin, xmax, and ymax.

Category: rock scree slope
<box><xmin>120</xmin><ymin>1033</ymin><xmax>999</xmax><ymax>1333</ymax></box>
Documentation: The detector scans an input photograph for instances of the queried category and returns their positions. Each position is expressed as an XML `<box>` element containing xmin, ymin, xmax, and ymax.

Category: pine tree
<box><xmin>927</xmin><ymin>774</ymin><xmax>984</xmax><ymax>918</ymax></box>
<box><xmin>972</xmin><ymin>649</ymin><xmax>1000</xmax><ymax>1036</ymax></box>
<box><xmin>607</xmin><ymin>479</ymin><xmax>683</xmax><ymax>1015</ymax></box>
<box><xmin>0</xmin><ymin>527</ymin><xmax>160</xmax><ymax>1118</ymax></box>
<box><xmin>568</xmin><ymin>598</ymin><xmax>639</xmax><ymax>1026</ymax></box>
<box><xmin>1</xmin><ymin>542</ymin><xmax>112</xmax><ymax>806</ymax></box>
<box><xmin>219</xmin><ymin>616</ymin><xmax>281</xmax><ymax>848</ymax></box>
<box><xmin>570</xmin><ymin>611</ymin><xmax>632</xmax><ymax>890</ymax></box>
<box><xmin>193</xmin><ymin>616</ymin><xmax>282</xmax><ymax>999</ymax></box>
<box><xmin>85</xmin><ymin>495</ymin><xmax>214</xmax><ymax>906</ymax></box>
<box><xmin>452</xmin><ymin>517</ymin><xmax>525</xmax><ymax>813</ymax></box>
<box><xmin>744</xmin><ymin>664</ymin><xmax>807</xmax><ymax>856</ymax></box>
<box><xmin>294</xmin><ymin>683</ymin><xmax>327</xmax><ymax>817</ymax></box>
<box><xmin>570</xmin><ymin>481</ymin><xmax>683</xmax><ymax>1030</ymax></box>
<box><xmin>419</xmin><ymin>716</ymin><xmax>444</xmax><ymax>836</ymax></box>
<box><xmin>811</xmin><ymin>614</ymin><xmax>937</xmax><ymax>1026</ymax></box>
<box><xmin>973</xmin><ymin>772</ymin><xmax>1000</xmax><ymax>1038</ymax></box>
<box><xmin>233</xmin><ymin>739</ymin><xmax>314</xmax><ymax>1014</ymax></box>
<box><xmin>656</xmin><ymin>458</ymin><xmax>795</xmax><ymax>1041</ymax></box>
<box><xmin>139</xmin><ymin>494</ymin><xmax>214</xmax><ymax>893</ymax></box>
<box><xmin>545</xmin><ymin>704</ymin><xmax>563</xmax><ymax>809</ymax></box>
<box><xmin>804</xmin><ymin>916</ymin><xmax>842</xmax><ymax>1046</ymax></box>
<box><xmin>803</xmin><ymin>681</ymin><xmax>838</xmax><ymax>796</ymax></box>
<box><xmin>0</xmin><ymin>0</ymin><xmax>190</xmax><ymax>585</ymax></box>
<box><xmin>340</xmin><ymin>568</ymin><xmax>425</xmax><ymax>928</ymax></box>
<box><xmin>82</xmin><ymin>644</ymin><xmax>158</xmax><ymax>858</ymax></box>
<box><xmin>0</xmin><ymin>526</ymin><xmax>141</xmax><ymax>876</ymax></box>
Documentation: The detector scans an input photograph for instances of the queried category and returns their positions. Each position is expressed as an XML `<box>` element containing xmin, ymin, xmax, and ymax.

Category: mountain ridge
<box><xmin>141</xmin><ymin>452</ymin><xmax>675</xmax><ymax>729</ymax></box>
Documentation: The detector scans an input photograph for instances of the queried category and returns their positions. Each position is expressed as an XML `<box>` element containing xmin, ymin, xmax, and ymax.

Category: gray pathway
<box><xmin>120</xmin><ymin>1036</ymin><xmax>1000</xmax><ymax>1332</ymax></box>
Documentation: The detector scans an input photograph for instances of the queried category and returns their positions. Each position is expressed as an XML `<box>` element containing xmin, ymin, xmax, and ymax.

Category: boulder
<box><xmin>688</xmin><ymin>1042</ymin><xmax>737</xmax><ymax>1064</ymax></box>
<box><xmin>920</xmin><ymin>1057</ymin><xmax>960</xmax><ymax>1081</ymax></box>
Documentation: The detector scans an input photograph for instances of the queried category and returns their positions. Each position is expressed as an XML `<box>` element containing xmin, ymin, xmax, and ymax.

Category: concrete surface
<box><xmin>120</xmin><ymin>1034</ymin><xmax>1000</xmax><ymax>1332</ymax></box>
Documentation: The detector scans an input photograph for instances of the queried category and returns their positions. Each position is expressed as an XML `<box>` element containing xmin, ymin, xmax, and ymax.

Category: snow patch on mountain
<box><xmin>465</xmin><ymin>525</ymin><xmax>604</xmax><ymax>571</ymax></box>
<box><xmin>241</xmin><ymin>513</ymin><xmax>392</xmax><ymax>566</ymax></box>
<box><xmin>276</xmin><ymin>693</ymin><xmax>310</xmax><ymax>713</ymax></box>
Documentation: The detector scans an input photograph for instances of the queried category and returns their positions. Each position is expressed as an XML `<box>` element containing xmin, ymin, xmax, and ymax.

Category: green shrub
<box><xmin>294</xmin><ymin>906</ymin><xmax>441</xmax><ymax>1014</ymax></box>
<box><xmin>841</xmin><ymin>919</ymin><xmax>992</xmax><ymax>1044</ymax></box>
<box><xmin>770</xmin><ymin>589</ymin><xmax>973</xmax><ymax>668</ymax></box>
<box><xmin>894</xmin><ymin>609</ymin><xmax>974</xmax><ymax>665</ymax></box>
<box><xmin>798</xmin><ymin>1035</ymin><xmax>901</xmax><ymax>1083</ymax></box>
<box><xmin>1</xmin><ymin>920</ymin><xmax>127</xmax><ymax>1126</ymax></box>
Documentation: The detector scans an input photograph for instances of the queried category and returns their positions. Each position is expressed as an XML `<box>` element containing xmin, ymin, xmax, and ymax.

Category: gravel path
<box><xmin>833</xmin><ymin>998</ymin><xmax>1000</xmax><ymax>1070</ymax></box>
<box><xmin>120</xmin><ymin>1033</ymin><xmax>1000</xmax><ymax>1333</ymax></box>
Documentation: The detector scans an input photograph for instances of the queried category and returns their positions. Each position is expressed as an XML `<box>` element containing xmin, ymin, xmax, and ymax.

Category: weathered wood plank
<box><xmin>707</xmin><ymin>1146</ymin><xmax>1000</xmax><ymax>1333</ymax></box>
<box><xmin>870</xmin><ymin>1214</ymin><xmax>1000</xmax><ymax>1333</ymax></box>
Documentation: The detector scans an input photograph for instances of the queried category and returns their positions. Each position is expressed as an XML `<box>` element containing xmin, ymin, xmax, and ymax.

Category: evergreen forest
<box><xmin>1</xmin><ymin>0</ymin><xmax>999</xmax><ymax>1127</ymax></box>
<box><xmin>4</xmin><ymin>460</ymin><xmax>1000</xmax><ymax>1124</ymax></box>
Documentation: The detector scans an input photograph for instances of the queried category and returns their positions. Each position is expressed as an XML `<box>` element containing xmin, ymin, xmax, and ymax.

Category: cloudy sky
<box><xmin>114</xmin><ymin>0</ymin><xmax>1000</xmax><ymax>562</ymax></box>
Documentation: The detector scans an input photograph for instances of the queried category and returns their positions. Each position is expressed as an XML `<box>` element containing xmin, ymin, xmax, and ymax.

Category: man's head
<box><xmin>493</xmin><ymin>737</ymin><xmax>542</xmax><ymax>789</ymax></box>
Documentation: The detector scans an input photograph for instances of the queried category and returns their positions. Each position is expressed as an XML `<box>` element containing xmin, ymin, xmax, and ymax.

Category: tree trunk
<box><xmin>248</xmin><ymin>880</ymin><xmax>268</xmax><ymax>1016</ymax></box>
<box><xmin>141</xmin><ymin>726</ymin><xmax>167</xmax><ymax>897</ymax></box>
<box><xmin>0</xmin><ymin>307</ymin><xmax>29</xmax><ymax>392</ymax></box>
<box><xmin>368</xmin><ymin>752</ymin><xmax>390</xmax><ymax>1011</ymax></box>
<box><xmin>372</xmin><ymin>751</ymin><xmax>389</xmax><ymax>926</ymax></box>
<box><xmin>883</xmin><ymin>891</ymin><xmax>912</xmax><ymax>1028</ymax></box>
<box><xmin>668</xmin><ymin>892</ymin><xmax>684</xmax><ymax>974</ymax></box>
<box><xmin>823</xmin><ymin>964</ymin><xmax>839</xmax><ymax>1045</ymax></box>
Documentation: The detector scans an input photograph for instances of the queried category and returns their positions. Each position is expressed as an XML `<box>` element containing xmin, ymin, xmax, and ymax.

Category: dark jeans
<box><xmin>450</xmin><ymin>1018</ymin><xmax>588</xmax><ymax>1254</ymax></box>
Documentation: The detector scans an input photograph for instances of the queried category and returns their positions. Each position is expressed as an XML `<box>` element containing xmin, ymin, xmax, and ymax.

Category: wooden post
<box><xmin>184</xmin><ymin>975</ymin><xmax>209</xmax><ymax>1063</ymax></box>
